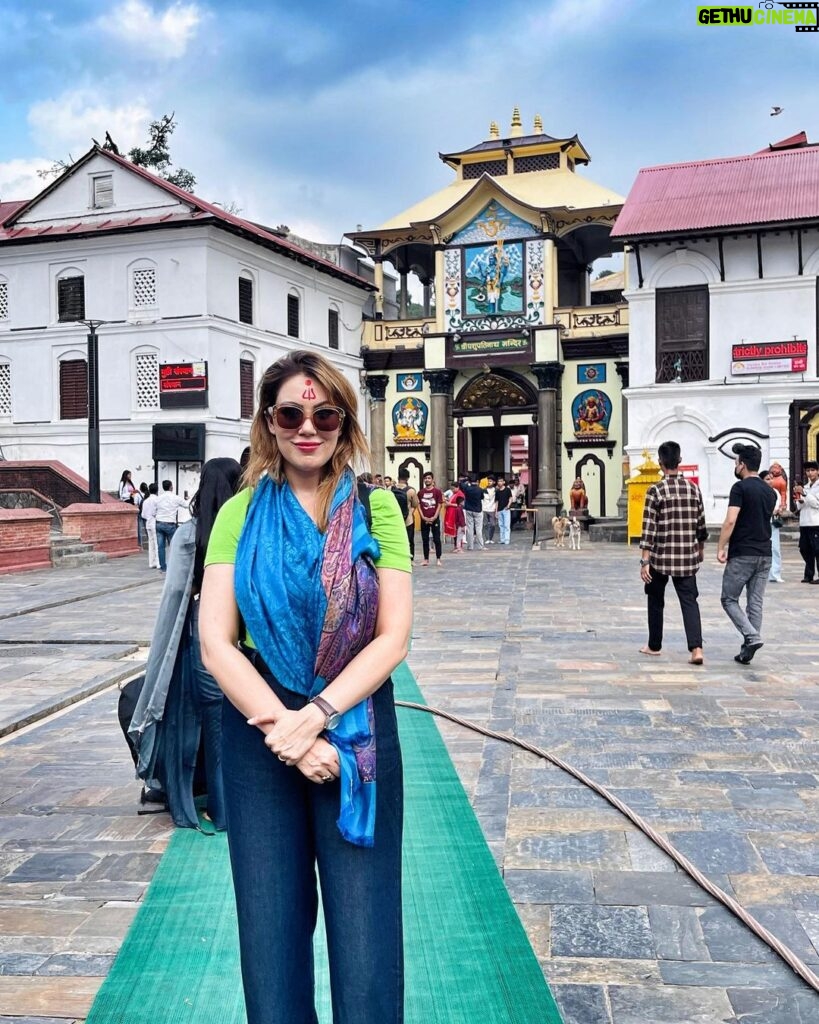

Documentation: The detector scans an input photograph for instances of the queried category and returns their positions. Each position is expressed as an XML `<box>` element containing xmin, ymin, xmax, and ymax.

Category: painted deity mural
<box><xmin>464</xmin><ymin>240</ymin><xmax>524</xmax><ymax>316</ymax></box>
<box><xmin>444</xmin><ymin>202</ymin><xmax>545</xmax><ymax>335</ymax></box>
<box><xmin>392</xmin><ymin>397</ymin><xmax>428</xmax><ymax>445</ymax></box>
<box><xmin>572</xmin><ymin>389</ymin><xmax>612</xmax><ymax>438</ymax></box>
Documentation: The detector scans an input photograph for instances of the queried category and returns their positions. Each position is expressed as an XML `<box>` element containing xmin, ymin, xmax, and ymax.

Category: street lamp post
<box><xmin>79</xmin><ymin>319</ymin><xmax>109</xmax><ymax>503</ymax></box>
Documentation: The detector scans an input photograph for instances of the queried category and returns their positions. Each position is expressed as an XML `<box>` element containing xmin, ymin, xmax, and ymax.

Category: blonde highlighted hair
<box><xmin>243</xmin><ymin>350</ymin><xmax>370</xmax><ymax>531</ymax></box>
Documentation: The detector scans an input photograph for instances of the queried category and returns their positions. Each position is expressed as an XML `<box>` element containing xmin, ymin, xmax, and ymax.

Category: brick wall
<box><xmin>0</xmin><ymin>462</ymin><xmax>120</xmax><ymax>508</ymax></box>
<box><xmin>61</xmin><ymin>503</ymin><xmax>140</xmax><ymax>557</ymax></box>
<box><xmin>0</xmin><ymin>508</ymin><xmax>52</xmax><ymax>573</ymax></box>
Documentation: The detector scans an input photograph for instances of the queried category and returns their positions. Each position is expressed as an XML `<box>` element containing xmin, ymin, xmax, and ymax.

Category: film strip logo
<box><xmin>780</xmin><ymin>1</ymin><xmax>819</xmax><ymax>31</ymax></box>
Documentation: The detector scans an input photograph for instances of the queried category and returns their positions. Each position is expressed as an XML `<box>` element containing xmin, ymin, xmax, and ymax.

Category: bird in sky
<box><xmin>770</xmin><ymin>106</ymin><xmax>784</xmax><ymax>116</ymax></box>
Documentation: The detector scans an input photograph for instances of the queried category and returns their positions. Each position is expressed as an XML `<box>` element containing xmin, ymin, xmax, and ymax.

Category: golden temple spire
<box><xmin>488</xmin><ymin>120</ymin><xmax>499</xmax><ymax>139</ymax></box>
<box><xmin>510</xmin><ymin>106</ymin><xmax>523</xmax><ymax>137</ymax></box>
<box><xmin>534</xmin><ymin>113</ymin><xmax>543</xmax><ymax>134</ymax></box>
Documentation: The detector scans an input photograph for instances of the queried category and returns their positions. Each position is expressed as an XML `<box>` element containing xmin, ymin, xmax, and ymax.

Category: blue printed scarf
<box><xmin>235</xmin><ymin>470</ymin><xmax>381</xmax><ymax>846</ymax></box>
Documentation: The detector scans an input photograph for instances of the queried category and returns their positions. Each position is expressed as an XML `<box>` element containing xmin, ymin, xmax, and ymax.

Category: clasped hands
<box><xmin>247</xmin><ymin>706</ymin><xmax>340</xmax><ymax>785</ymax></box>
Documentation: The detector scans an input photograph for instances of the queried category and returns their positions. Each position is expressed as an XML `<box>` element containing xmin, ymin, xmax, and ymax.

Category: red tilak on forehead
<box><xmin>302</xmin><ymin>378</ymin><xmax>316</xmax><ymax>400</ymax></box>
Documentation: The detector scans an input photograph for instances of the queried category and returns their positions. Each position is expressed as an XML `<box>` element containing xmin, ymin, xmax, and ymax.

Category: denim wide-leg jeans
<box><xmin>222</xmin><ymin>661</ymin><xmax>404</xmax><ymax>1024</ymax></box>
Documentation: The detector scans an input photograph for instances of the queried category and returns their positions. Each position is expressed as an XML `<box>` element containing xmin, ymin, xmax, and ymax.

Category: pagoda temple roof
<box><xmin>439</xmin><ymin>132</ymin><xmax>590</xmax><ymax>165</ymax></box>
<box><xmin>363</xmin><ymin>169</ymin><xmax>624</xmax><ymax>235</ymax></box>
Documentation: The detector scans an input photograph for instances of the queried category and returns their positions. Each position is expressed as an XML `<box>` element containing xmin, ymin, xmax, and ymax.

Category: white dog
<box><xmin>551</xmin><ymin>515</ymin><xmax>570</xmax><ymax>548</ymax></box>
<box><xmin>568</xmin><ymin>517</ymin><xmax>582</xmax><ymax>550</ymax></box>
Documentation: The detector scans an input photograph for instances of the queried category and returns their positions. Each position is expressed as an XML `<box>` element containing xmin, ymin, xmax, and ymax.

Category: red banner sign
<box><xmin>159</xmin><ymin>361</ymin><xmax>208</xmax><ymax>393</ymax></box>
<box><xmin>731</xmin><ymin>341</ymin><xmax>807</xmax><ymax>375</ymax></box>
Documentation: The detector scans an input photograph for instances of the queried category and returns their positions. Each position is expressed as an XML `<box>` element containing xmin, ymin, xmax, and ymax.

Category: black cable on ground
<box><xmin>396</xmin><ymin>699</ymin><xmax>819</xmax><ymax>997</ymax></box>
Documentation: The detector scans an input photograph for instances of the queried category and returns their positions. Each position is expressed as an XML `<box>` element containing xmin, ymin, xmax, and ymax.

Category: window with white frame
<box><xmin>0</xmin><ymin>363</ymin><xmax>10</xmax><ymax>415</ymax></box>
<box><xmin>240</xmin><ymin>356</ymin><xmax>255</xmax><ymax>418</ymax></box>
<box><xmin>239</xmin><ymin>274</ymin><xmax>254</xmax><ymax>324</ymax></box>
<box><xmin>287</xmin><ymin>291</ymin><xmax>300</xmax><ymax>338</ymax></box>
<box><xmin>132</xmin><ymin>266</ymin><xmax>157</xmax><ymax>308</ymax></box>
<box><xmin>91</xmin><ymin>174</ymin><xmax>114</xmax><ymax>209</ymax></box>
<box><xmin>328</xmin><ymin>307</ymin><xmax>340</xmax><ymax>350</ymax></box>
<box><xmin>59</xmin><ymin>358</ymin><xmax>88</xmax><ymax>419</ymax></box>
<box><xmin>135</xmin><ymin>351</ymin><xmax>159</xmax><ymax>409</ymax></box>
<box><xmin>57</xmin><ymin>270</ymin><xmax>85</xmax><ymax>322</ymax></box>
<box><xmin>0</xmin><ymin>279</ymin><xmax>8</xmax><ymax>322</ymax></box>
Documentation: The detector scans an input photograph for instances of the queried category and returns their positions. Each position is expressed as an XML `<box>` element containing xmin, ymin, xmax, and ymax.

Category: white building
<box><xmin>613</xmin><ymin>132</ymin><xmax>819</xmax><ymax>521</ymax></box>
<box><xmin>0</xmin><ymin>146</ymin><xmax>374</xmax><ymax>497</ymax></box>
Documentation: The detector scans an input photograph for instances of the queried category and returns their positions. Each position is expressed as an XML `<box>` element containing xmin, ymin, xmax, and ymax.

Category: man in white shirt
<box><xmin>482</xmin><ymin>475</ymin><xmax>497</xmax><ymax>544</ymax></box>
<box><xmin>794</xmin><ymin>460</ymin><xmax>819</xmax><ymax>584</ymax></box>
<box><xmin>140</xmin><ymin>482</ymin><xmax>160</xmax><ymax>569</ymax></box>
<box><xmin>155</xmin><ymin>480</ymin><xmax>188</xmax><ymax>573</ymax></box>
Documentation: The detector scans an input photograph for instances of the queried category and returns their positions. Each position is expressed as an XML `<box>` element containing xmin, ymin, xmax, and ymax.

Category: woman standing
<box><xmin>130</xmin><ymin>458</ymin><xmax>242</xmax><ymax>829</ymax></box>
<box><xmin>200</xmin><ymin>351</ymin><xmax>411</xmax><ymax>1024</ymax></box>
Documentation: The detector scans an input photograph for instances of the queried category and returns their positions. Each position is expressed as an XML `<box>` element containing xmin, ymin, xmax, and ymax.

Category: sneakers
<box><xmin>735</xmin><ymin>640</ymin><xmax>763</xmax><ymax>665</ymax></box>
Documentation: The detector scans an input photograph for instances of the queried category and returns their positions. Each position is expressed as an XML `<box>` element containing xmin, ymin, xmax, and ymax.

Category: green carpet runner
<box><xmin>86</xmin><ymin>663</ymin><xmax>562</xmax><ymax>1023</ymax></box>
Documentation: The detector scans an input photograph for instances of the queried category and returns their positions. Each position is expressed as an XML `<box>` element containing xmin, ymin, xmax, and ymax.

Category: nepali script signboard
<box><xmin>159</xmin><ymin>361</ymin><xmax>209</xmax><ymax>409</ymax></box>
<box><xmin>731</xmin><ymin>341</ymin><xmax>807</xmax><ymax>376</ymax></box>
<box><xmin>447</xmin><ymin>334</ymin><xmax>533</xmax><ymax>365</ymax></box>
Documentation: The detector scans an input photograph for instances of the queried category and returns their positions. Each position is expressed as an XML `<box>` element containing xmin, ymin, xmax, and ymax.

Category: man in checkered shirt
<box><xmin>639</xmin><ymin>441</ymin><xmax>708</xmax><ymax>664</ymax></box>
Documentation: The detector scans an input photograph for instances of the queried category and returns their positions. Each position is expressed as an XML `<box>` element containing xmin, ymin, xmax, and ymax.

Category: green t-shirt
<box><xmin>205</xmin><ymin>484</ymin><xmax>412</xmax><ymax>573</ymax></box>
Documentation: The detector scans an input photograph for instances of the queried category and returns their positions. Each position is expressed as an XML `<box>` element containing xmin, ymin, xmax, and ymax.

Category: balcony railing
<box><xmin>554</xmin><ymin>303</ymin><xmax>628</xmax><ymax>339</ymax></box>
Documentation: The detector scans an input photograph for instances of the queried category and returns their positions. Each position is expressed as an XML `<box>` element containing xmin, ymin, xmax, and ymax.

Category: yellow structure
<box><xmin>349</xmin><ymin>110</ymin><xmax>628</xmax><ymax>523</ymax></box>
<box><xmin>626</xmin><ymin>450</ymin><xmax>663</xmax><ymax>543</ymax></box>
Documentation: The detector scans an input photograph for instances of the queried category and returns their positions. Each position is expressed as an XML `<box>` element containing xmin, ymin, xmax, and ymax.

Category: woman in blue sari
<box><xmin>200</xmin><ymin>351</ymin><xmax>412</xmax><ymax>1024</ymax></box>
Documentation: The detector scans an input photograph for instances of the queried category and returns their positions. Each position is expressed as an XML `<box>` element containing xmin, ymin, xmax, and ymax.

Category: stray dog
<box><xmin>551</xmin><ymin>515</ymin><xmax>570</xmax><ymax>548</ymax></box>
<box><xmin>568</xmin><ymin>517</ymin><xmax>582</xmax><ymax>550</ymax></box>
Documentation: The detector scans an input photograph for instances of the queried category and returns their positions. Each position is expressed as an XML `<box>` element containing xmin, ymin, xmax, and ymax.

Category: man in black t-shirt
<box><xmin>717</xmin><ymin>444</ymin><xmax>777</xmax><ymax>664</ymax></box>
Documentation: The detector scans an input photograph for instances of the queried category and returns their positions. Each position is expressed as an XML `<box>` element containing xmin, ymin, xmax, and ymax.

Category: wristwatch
<box><xmin>639</xmin><ymin>558</ymin><xmax>650</xmax><ymax>567</ymax></box>
<box><xmin>309</xmin><ymin>695</ymin><xmax>342</xmax><ymax>731</ymax></box>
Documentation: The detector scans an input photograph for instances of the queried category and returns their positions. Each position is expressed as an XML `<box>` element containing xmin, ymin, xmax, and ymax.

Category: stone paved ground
<box><xmin>0</xmin><ymin>539</ymin><xmax>818</xmax><ymax>1023</ymax></box>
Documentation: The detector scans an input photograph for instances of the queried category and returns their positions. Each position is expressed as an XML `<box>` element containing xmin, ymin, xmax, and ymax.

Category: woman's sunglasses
<box><xmin>265</xmin><ymin>404</ymin><xmax>345</xmax><ymax>432</ymax></box>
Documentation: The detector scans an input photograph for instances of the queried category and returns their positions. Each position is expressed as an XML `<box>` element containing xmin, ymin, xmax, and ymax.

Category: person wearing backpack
<box><xmin>395</xmin><ymin>468</ymin><xmax>419</xmax><ymax>561</ymax></box>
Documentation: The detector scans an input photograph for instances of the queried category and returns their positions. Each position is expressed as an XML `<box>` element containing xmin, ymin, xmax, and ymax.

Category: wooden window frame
<box><xmin>328</xmin><ymin>308</ymin><xmax>339</xmax><ymax>350</ymax></box>
<box><xmin>59</xmin><ymin>359</ymin><xmax>88</xmax><ymax>419</ymax></box>
<box><xmin>57</xmin><ymin>276</ymin><xmax>86</xmax><ymax>323</ymax></box>
<box><xmin>240</xmin><ymin>358</ymin><xmax>255</xmax><ymax>419</ymax></box>
<box><xmin>287</xmin><ymin>293</ymin><xmax>300</xmax><ymax>338</ymax></box>
<box><xmin>239</xmin><ymin>276</ymin><xmax>254</xmax><ymax>325</ymax></box>
<box><xmin>654</xmin><ymin>284</ymin><xmax>709</xmax><ymax>384</ymax></box>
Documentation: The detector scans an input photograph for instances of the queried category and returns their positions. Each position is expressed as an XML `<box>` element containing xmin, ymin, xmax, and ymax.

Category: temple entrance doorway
<box><xmin>464</xmin><ymin>426</ymin><xmax>534</xmax><ymax>487</ymax></box>
<box><xmin>790</xmin><ymin>400</ymin><xmax>819</xmax><ymax>493</ymax></box>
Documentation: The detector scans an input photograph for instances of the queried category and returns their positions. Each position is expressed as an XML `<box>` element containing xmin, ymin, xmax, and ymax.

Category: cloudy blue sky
<box><xmin>0</xmin><ymin>0</ymin><xmax>816</xmax><ymax>243</ymax></box>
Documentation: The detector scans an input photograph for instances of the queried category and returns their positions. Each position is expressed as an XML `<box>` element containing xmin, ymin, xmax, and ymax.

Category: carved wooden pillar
<box><xmin>543</xmin><ymin>237</ymin><xmax>556</xmax><ymax>324</ymax></box>
<box><xmin>424</xmin><ymin>369</ymin><xmax>457</xmax><ymax>485</ymax></box>
<box><xmin>530</xmin><ymin>361</ymin><xmax>564</xmax><ymax>526</ymax></box>
<box><xmin>366</xmin><ymin>374</ymin><xmax>389</xmax><ymax>476</ymax></box>
<box><xmin>373</xmin><ymin>257</ymin><xmax>385</xmax><ymax>320</ymax></box>
<box><xmin>615</xmin><ymin>360</ymin><xmax>630</xmax><ymax>519</ymax></box>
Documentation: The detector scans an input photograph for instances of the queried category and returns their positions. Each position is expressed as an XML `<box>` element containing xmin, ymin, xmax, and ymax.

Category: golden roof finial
<box><xmin>489</xmin><ymin>120</ymin><xmax>499</xmax><ymax>139</ymax></box>
<box><xmin>534</xmin><ymin>113</ymin><xmax>543</xmax><ymax>134</ymax></box>
<box><xmin>510</xmin><ymin>106</ymin><xmax>523</xmax><ymax>138</ymax></box>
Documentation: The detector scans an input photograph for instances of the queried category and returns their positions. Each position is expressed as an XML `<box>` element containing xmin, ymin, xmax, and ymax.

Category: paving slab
<box><xmin>0</xmin><ymin>542</ymin><xmax>817</xmax><ymax>1021</ymax></box>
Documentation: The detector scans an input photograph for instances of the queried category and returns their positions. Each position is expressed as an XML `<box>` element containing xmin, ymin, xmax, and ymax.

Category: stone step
<box><xmin>51</xmin><ymin>551</ymin><xmax>108</xmax><ymax>569</ymax></box>
<box><xmin>50</xmin><ymin>539</ymin><xmax>93</xmax><ymax>556</ymax></box>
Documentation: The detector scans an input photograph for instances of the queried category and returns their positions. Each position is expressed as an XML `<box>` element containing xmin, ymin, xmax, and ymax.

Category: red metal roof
<box><xmin>0</xmin><ymin>149</ymin><xmax>373</xmax><ymax>290</ymax></box>
<box><xmin>0</xmin><ymin>201</ymin><xmax>27</xmax><ymax>226</ymax></box>
<box><xmin>612</xmin><ymin>143</ymin><xmax>819</xmax><ymax>238</ymax></box>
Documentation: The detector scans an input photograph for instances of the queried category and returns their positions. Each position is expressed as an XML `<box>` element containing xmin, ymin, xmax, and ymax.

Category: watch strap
<box><xmin>310</xmin><ymin>695</ymin><xmax>339</xmax><ymax>725</ymax></box>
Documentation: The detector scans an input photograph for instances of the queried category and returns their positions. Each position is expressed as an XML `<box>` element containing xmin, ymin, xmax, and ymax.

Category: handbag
<box><xmin>771</xmin><ymin>514</ymin><xmax>783</xmax><ymax>529</ymax></box>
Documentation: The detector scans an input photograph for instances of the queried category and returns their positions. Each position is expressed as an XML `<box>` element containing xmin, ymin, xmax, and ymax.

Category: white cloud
<box><xmin>28</xmin><ymin>90</ymin><xmax>151</xmax><ymax>156</ymax></box>
<box><xmin>0</xmin><ymin>159</ymin><xmax>54</xmax><ymax>202</ymax></box>
<box><xmin>97</xmin><ymin>0</ymin><xmax>202</xmax><ymax>59</ymax></box>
